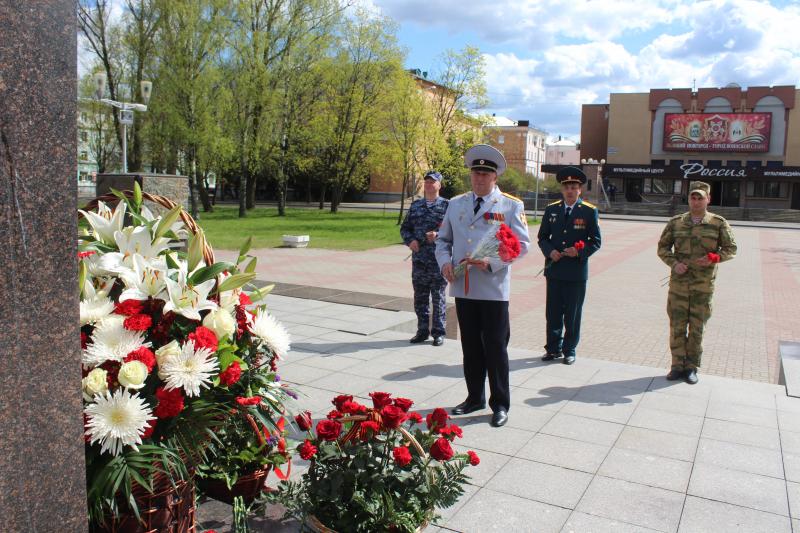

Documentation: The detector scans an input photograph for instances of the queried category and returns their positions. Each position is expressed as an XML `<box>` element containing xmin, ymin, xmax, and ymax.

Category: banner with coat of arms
<box><xmin>663</xmin><ymin>112</ymin><xmax>771</xmax><ymax>152</ymax></box>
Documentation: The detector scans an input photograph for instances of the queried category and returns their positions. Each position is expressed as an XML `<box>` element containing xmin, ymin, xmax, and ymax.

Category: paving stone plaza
<box><xmin>200</xmin><ymin>217</ymin><xmax>800</xmax><ymax>532</ymax></box>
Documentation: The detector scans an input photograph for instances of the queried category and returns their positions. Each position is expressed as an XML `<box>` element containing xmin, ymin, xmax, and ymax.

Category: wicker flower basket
<box><xmin>82</xmin><ymin>190</ymin><xmax>213</xmax><ymax>533</ymax></box>
<box><xmin>304</xmin><ymin>413</ymin><xmax>431</xmax><ymax>533</ymax></box>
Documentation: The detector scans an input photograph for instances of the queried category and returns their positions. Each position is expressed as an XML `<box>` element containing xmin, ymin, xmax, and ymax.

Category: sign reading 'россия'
<box><xmin>663</xmin><ymin>113</ymin><xmax>771</xmax><ymax>152</ymax></box>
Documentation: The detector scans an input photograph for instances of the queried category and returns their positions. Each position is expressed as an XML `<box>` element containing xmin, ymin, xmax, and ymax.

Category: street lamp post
<box><xmin>93</xmin><ymin>72</ymin><xmax>152</xmax><ymax>174</ymax></box>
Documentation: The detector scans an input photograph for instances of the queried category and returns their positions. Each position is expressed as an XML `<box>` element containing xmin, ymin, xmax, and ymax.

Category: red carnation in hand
<box><xmin>332</xmin><ymin>395</ymin><xmax>353</xmax><ymax>411</ymax></box>
<box><xmin>430</xmin><ymin>437</ymin><xmax>454</xmax><ymax>461</ymax></box>
<box><xmin>298</xmin><ymin>439</ymin><xmax>317</xmax><ymax>460</ymax></box>
<box><xmin>235</xmin><ymin>396</ymin><xmax>261</xmax><ymax>406</ymax></box>
<box><xmin>369</xmin><ymin>391</ymin><xmax>393</xmax><ymax>409</ymax></box>
<box><xmin>295</xmin><ymin>411</ymin><xmax>313</xmax><ymax>431</ymax></box>
<box><xmin>381</xmin><ymin>405</ymin><xmax>407</xmax><ymax>429</ymax></box>
<box><xmin>407</xmin><ymin>412</ymin><xmax>423</xmax><ymax>424</ymax></box>
<box><xmin>707</xmin><ymin>252</ymin><xmax>721</xmax><ymax>264</ymax></box>
<box><xmin>123</xmin><ymin>313</ymin><xmax>152</xmax><ymax>331</ymax></box>
<box><xmin>218</xmin><ymin>361</ymin><xmax>242</xmax><ymax>386</ymax></box>
<box><xmin>154</xmin><ymin>387</ymin><xmax>184</xmax><ymax>419</ymax></box>
<box><xmin>114</xmin><ymin>299</ymin><xmax>144</xmax><ymax>316</ymax></box>
<box><xmin>467</xmin><ymin>450</ymin><xmax>480</xmax><ymax>466</ymax></box>
<box><xmin>188</xmin><ymin>326</ymin><xmax>219</xmax><ymax>352</ymax></box>
<box><xmin>496</xmin><ymin>223</ymin><xmax>522</xmax><ymax>262</ymax></box>
<box><xmin>393</xmin><ymin>446</ymin><xmax>412</xmax><ymax>467</ymax></box>
<box><xmin>393</xmin><ymin>397</ymin><xmax>414</xmax><ymax>412</ymax></box>
<box><xmin>124</xmin><ymin>346</ymin><xmax>156</xmax><ymax>372</ymax></box>
<box><xmin>359</xmin><ymin>420</ymin><xmax>381</xmax><ymax>441</ymax></box>
<box><xmin>426</xmin><ymin>407</ymin><xmax>449</xmax><ymax>431</ymax></box>
<box><xmin>574</xmin><ymin>240</ymin><xmax>585</xmax><ymax>251</ymax></box>
<box><xmin>316</xmin><ymin>419</ymin><xmax>342</xmax><ymax>441</ymax></box>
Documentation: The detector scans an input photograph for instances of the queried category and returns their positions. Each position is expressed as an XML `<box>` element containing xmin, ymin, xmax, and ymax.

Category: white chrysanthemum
<box><xmin>84</xmin><ymin>389</ymin><xmax>156</xmax><ymax>456</ymax></box>
<box><xmin>82</xmin><ymin>318</ymin><xmax>149</xmax><ymax>367</ymax></box>
<box><xmin>80</xmin><ymin>295</ymin><xmax>115</xmax><ymax>325</ymax></box>
<box><xmin>160</xmin><ymin>341</ymin><xmax>219</xmax><ymax>397</ymax></box>
<box><xmin>249</xmin><ymin>312</ymin><xmax>291</xmax><ymax>358</ymax></box>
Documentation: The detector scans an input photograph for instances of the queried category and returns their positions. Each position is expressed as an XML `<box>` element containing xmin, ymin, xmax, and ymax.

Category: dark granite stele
<box><xmin>0</xmin><ymin>1</ymin><xmax>88</xmax><ymax>531</ymax></box>
<box><xmin>252</xmin><ymin>280</ymin><xmax>459</xmax><ymax>339</ymax></box>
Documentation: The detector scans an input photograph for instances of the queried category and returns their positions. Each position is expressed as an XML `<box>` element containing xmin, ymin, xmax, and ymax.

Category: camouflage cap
<box><xmin>689</xmin><ymin>181</ymin><xmax>710</xmax><ymax>198</ymax></box>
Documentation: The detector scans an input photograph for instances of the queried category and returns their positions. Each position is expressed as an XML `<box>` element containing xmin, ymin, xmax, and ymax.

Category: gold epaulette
<box><xmin>547</xmin><ymin>199</ymin><xmax>562</xmax><ymax>206</ymax></box>
<box><xmin>581</xmin><ymin>200</ymin><xmax>597</xmax><ymax>209</ymax></box>
<box><xmin>502</xmin><ymin>192</ymin><xmax>523</xmax><ymax>203</ymax></box>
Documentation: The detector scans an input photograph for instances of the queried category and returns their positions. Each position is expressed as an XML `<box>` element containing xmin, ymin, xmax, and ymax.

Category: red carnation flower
<box><xmin>369</xmin><ymin>391</ymin><xmax>393</xmax><ymax>409</ymax></box>
<box><xmin>218</xmin><ymin>361</ymin><xmax>242</xmax><ymax>386</ymax></box>
<box><xmin>707</xmin><ymin>252</ymin><xmax>721</xmax><ymax>263</ymax></box>
<box><xmin>316</xmin><ymin>419</ymin><xmax>342</xmax><ymax>441</ymax></box>
<box><xmin>426</xmin><ymin>407</ymin><xmax>449</xmax><ymax>431</ymax></box>
<box><xmin>99</xmin><ymin>360</ymin><xmax>121</xmax><ymax>387</ymax></box>
<box><xmin>81</xmin><ymin>331</ymin><xmax>88</xmax><ymax>350</ymax></box>
<box><xmin>381</xmin><ymin>405</ymin><xmax>407</xmax><ymax>429</ymax></box>
<box><xmin>77</xmin><ymin>251</ymin><xmax>96</xmax><ymax>259</ymax></box>
<box><xmin>393</xmin><ymin>397</ymin><xmax>414</xmax><ymax>412</ymax></box>
<box><xmin>114</xmin><ymin>299</ymin><xmax>144</xmax><ymax>316</ymax></box>
<box><xmin>124</xmin><ymin>346</ymin><xmax>156</xmax><ymax>372</ymax></box>
<box><xmin>332</xmin><ymin>395</ymin><xmax>354</xmax><ymax>411</ymax></box>
<box><xmin>359</xmin><ymin>420</ymin><xmax>381</xmax><ymax>441</ymax></box>
<box><xmin>188</xmin><ymin>326</ymin><xmax>218</xmax><ymax>352</ymax></box>
<box><xmin>142</xmin><ymin>420</ymin><xmax>156</xmax><ymax>439</ymax></box>
<box><xmin>154</xmin><ymin>387</ymin><xmax>184</xmax><ymax>419</ymax></box>
<box><xmin>393</xmin><ymin>446</ymin><xmax>412</xmax><ymax>467</ymax></box>
<box><xmin>430</xmin><ymin>437</ymin><xmax>454</xmax><ymax>462</ymax></box>
<box><xmin>295</xmin><ymin>411</ymin><xmax>313</xmax><ymax>431</ymax></box>
<box><xmin>298</xmin><ymin>439</ymin><xmax>317</xmax><ymax>460</ymax></box>
<box><xmin>407</xmin><ymin>412</ymin><xmax>423</xmax><ymax>424</ymax></box>
<box><xmin>467</xmin><ymin>450</ymin><xmax>480</xmax><ymax>466</ymax></box>
<box><xmin>123</xmin><ymin>314</ymin><xmax>152</xmax><ymax>331</ymax></box>
<box><xmin>574</xmin><ymin>240</ymin><xmax>586</xmax><ymax>251</ymax></box>
<box><xmin>150</xmin><ymin>311</ymin><xmax>176</xmax><ymax>344</ymax></box>
<box><xmin>239</xmin><ymin>292</ymin><xmax>252</xmax><ymax>306</ymax></box>
<box><xmin>235</xmin><ymin>396</ymin><xmax>261</xmax><ymax>406</ymax></box>
<box><xmin>439</xmin><ymin>424</ymin><xmax>463</xmax><ymax>440</ymax></box>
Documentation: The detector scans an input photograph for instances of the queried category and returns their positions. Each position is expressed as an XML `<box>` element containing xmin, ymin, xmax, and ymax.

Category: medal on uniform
<box><xmin>483</xmin><ymin>212</ymin><xmax>504</xmax><ymax>225</ymax></box>
<box><xmin>573</xmin><ymin>218</ymin><xmax>585</xmax><ymax>230</ymax></box>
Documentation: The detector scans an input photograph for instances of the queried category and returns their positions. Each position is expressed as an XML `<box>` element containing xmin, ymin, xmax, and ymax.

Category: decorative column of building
<box><xmin>581</xmin><ymin>162</ymin><xmax>604</xmax><ymax>206</ymax></box>
<box><xmin>0</xmin><ymin>3</ymin><xmax>88</xmax><ymax>531</ymax></box>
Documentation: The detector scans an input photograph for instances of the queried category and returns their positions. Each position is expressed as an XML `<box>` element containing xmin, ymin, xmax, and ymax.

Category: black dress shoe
<box><xmin>490</xmin><ymin>409</ymin><xmax>508</xmax><ymax>427</ymax></box>
<box><xmin>563</xmin><ymin>355</ymin><xmax>576</xmax><ymax>365</ymax></box>
<box><xmin>542</xmin><ymin>352</ymin><xmax>562</xmax><ymax>361</ymax></box>
<box><xmin>409</xmin><ymin>332</ymin><xmax>429</xmax><ymax>344</ymax></box>
<box><xmin>451</xmin><ymin>400</ymin><xmax>486</xmax><ymax>415</ymax></box>
<box><xmin>666</xmin><ymin>368</ymin><xmax>684</xmax><ymax>381</ymax></box>
<box><xmin>685</xmin><ymin>368</ymin><xmax>699</xmax><ymax>385</ymax></box>
<box><xmin>432</xmin><ymin>336</ymin><xmax>444</xmax><ymax>347</ymax></box>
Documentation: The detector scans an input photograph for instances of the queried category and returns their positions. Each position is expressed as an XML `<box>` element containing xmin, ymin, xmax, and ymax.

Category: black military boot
<box><xmin>409</xmin><ymin>332</ymin><xmax>428</xmax><ymax>344</ymax></box>
<box><xmin>685</xmin><ymin>368</ymin><xmax>699</xmax><ymax>385</ymax></box>
<box><xmin>666</xmin><ymin>368</ymin><xmax>684</xmax><ymax>381</ymax></box>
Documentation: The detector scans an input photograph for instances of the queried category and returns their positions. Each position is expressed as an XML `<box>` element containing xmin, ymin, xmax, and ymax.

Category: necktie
<box><xmin>474</xmin><ymin>197</ymin><xmax>483</xmax><ymax>215</ymax></box>
<box><xmin>565</xmin><ymin>206</ymin><xmax>572</xmax><ymax>218</ymax></box>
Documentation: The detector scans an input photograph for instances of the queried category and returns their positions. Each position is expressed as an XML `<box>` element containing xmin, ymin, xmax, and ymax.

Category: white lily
<box><xmin>101</xmin><ymin>226</ymin><xmax>172</xmax><ymax>272</ymax></box>
<box><xmin>119</xmin><ymin>254</ymin><xmax>168</xmax><ymax>302</ymax></box>
<box><xmin>79</xmin><ymin>201</ymin><xmax>126</xmax><ymax>245</ymax></box>
<box><xmin>162</xmin><ymin>265</ymin><xmax>217</xmax><ymax>321</ymax></box>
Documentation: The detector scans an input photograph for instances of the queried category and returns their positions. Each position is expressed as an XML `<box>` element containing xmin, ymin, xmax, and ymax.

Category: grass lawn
<box><xmin>197</xmin><ymin>206</ymin><xmax>539</xmax><ymax>251</ymax></box>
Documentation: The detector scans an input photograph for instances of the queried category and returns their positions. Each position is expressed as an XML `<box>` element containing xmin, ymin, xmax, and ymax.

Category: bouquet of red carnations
<box><xmin>453</xmin><ymin>223</ymin><xmax>522</xmax><ymax>293</ymax></box>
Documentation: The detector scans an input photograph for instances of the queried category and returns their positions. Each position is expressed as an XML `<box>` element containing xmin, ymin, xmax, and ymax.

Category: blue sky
<box><xmin>368</xmin><ymin>0</ymin><xmax>800</xmax><ymax>142</ymax></box>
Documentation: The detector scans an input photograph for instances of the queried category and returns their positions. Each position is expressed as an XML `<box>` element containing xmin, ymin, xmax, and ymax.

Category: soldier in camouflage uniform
<box><xmin>400</xmin><ymin>171</ymin><xmax>449</xmax><ymax>346</ymax></box>
<box><xmin>657</xmin><ymin>181</ymin><xmax>737</xmax><ymax>384</ymax></box>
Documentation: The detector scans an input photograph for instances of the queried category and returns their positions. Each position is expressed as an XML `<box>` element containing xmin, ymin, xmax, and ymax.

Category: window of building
<box><xmin>689</xmin><ymin>159</ymin><xmax>702</xmax><ymax>164</ymax></box>
<box><xmin>766</xmin><ymin>161</ymin><xmax>783</xmax><ymax>168</ymax></box>
<box><xmin>747</xmin><ymin>160</ymin><xmax>762</xmax><ymax>168</ymax></box>
<box><xmin>80</xmin><ymin>131</ymin><xmax>88</xmax><ymax>142</ymax></box>
<box><xmin>651</xmin><ymin>159</ymin><xmax>666</xmax><ymax>166</ymax></box>
<box><xmin>726</xmin><ymin>160</ymin><xmax>742</xmax><ymax>167</ymax></box>
<box><xmin>498</xmin><ymin>135</ymin><xmax>504</xmax><ymax>144</ymax></box>
<box><xmin>80</xmin><ymin>151</ymin><xmax>88</xmax><ymax>161</ymax></box>
<box><xmin>668</xmin><ymin>159</ymin><xmax>684</xmax><ymax>167</ymax></box>
<box><xmin>79</xmin><ymin>171</ymin><xmax>88</xmax><ymax>182</ymax></box>
<box><xmin>747</xmin><ymin>181</ymin><xmax>789</xmax><ymax>198</ymax></box>
<box><xmin>644</xmin><ymin>178</ymin><xmax>674</xmax><ymax>194</ymax></box>
<box><xmin>707</xmin><ymin>160</ymin><xmax>722</xmax><ymax>168</ymax></box>
<box><xmin>674</xmin><ymin>180</ymin><xmax>682</xmax><ymax>194</ymax></box>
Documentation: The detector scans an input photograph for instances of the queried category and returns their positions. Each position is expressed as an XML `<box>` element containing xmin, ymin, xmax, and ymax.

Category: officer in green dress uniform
<box><xmin>537</xmin><ymin>166</ymin><xmax>601</xmax><ymax>365</ymax></box>
<box><xmin>657</xmin><ymin>181</ymin><xmax>737</xmax><ymax>384</ymax></box>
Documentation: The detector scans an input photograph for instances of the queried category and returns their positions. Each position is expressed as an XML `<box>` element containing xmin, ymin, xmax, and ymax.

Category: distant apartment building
<box><xmin>484</xmin><ymin>117</ymin><xmax>547</xmax><ymax>178</ymax></box>
<box><xmin>581</xmin><ymin>84</ymin><xmax>800</xmax><ymax>210</ymax></box>
<box><xmin>545</xmin><ymin>137</ymin><xmax>580</xmax><ymax>166</ymax></box>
